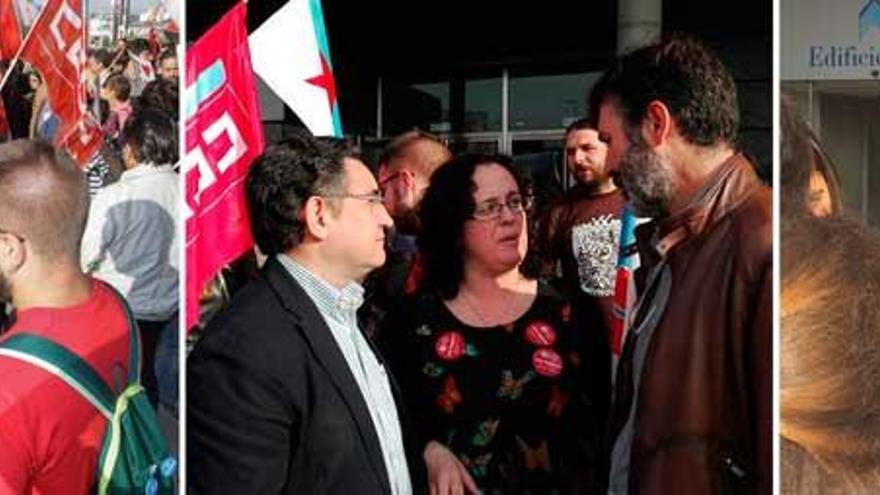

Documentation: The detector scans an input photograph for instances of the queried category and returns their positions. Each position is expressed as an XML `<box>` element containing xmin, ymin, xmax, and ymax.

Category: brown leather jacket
<box><xmin>609</xmin><ymin>154</ymin><xmax>772</xmax><ymax>494</ymax></box>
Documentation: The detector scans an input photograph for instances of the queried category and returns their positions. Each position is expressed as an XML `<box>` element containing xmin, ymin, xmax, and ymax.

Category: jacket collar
<box><xmin>637</xmin><ymin>153</ymin><xmax>763</xmax><ymax>259</ymax></box>
<box><xmin>261</xmin><ymin>256</ymin><xmax>393</xmax><ymax>493</ymax></box>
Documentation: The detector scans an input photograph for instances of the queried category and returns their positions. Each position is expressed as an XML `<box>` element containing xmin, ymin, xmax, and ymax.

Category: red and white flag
<box><xmin>184</xmin><ymin>2</ymin><xmax>265</xmax><ymax>330</ymax></box>
<box><xmin>18</xmin><ymin>0</ymin><xmax>100</xmax><ymax>164</ymax></box>
<box><xmin>249</xmin><ymin>0</ymin><xmax>342</xmax><ymax>136</ymax></box>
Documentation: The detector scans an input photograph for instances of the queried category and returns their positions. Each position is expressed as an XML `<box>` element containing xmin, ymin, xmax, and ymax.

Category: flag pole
<box><xmin>0</xmin><ymin>0</ymin><xmax>53</xmax><ymax>94</ymax></box>
<box><xmin>83</xmin><ymin>0</ymin><xmax>98</xmax><ymax>123</ymax></box>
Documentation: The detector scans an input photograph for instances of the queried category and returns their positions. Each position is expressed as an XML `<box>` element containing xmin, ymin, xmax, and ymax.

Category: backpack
<box><xmin>0</xmin><ymin>289</ymin><xmax>176</xmax><ymax>494</ymax></box>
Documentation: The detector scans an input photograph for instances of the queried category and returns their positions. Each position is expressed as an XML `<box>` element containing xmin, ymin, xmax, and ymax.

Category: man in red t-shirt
<box><xmin>0</xmin><ymin>140</ymin><xmax>130</xmax><ymax>494</ymax></box>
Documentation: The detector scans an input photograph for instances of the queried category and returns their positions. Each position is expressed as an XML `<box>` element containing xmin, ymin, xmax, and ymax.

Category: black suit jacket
<box><xmin>187</xmin><ymin>257</ymin><xmax>426</xmax><ymax>494</ymax></box>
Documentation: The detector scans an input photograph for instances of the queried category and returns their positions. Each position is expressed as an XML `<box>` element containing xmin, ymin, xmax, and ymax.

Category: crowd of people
<box><xmin>187</xmin><ymin>36</ymin><xmax>773</xmax><ymax>494</ymax></box>
<box><xmin>0</xmin><ymin>33</ymin><xmax>180</xmax><ymax>493</ymax></box>
<box><xmin>3</xmin><ymin>8</ymin><xmax>877</xmax><ymax>493</ymax></box>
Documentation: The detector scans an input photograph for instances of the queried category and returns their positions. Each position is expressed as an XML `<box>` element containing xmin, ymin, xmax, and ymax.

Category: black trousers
<box><xmin>136</xmin><ymin>318</ymin><xmax>169</xmax><ymax>407</ymax></box>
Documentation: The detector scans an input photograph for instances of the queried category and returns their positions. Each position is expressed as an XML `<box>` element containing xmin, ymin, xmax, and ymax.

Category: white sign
<box><xmin>782</xmin><ymin>0</ymin><xmax>880</xmax><ymax>80</ymax></box>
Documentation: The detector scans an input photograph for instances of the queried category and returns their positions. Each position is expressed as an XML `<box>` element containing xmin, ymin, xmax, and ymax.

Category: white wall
<box><xmin>782</xmin><ymin>0</ymin><xmax>880</xmax><ymax>80</ymax></box>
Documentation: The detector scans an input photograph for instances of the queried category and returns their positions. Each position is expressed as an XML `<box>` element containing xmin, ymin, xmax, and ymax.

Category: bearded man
<box><xmin>591</xmin><ymin>37</ymin><xmax>772</xmax><ymax>495</ymax></box>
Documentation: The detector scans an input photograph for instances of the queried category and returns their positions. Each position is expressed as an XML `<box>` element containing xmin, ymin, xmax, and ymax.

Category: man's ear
<box><xmin>0</xmin><ymin>233</ymin><xmax>26</xmax><ymax>276</ymax></box>
<box><xmin>642</xmin><ymin>100</ymin><xmax>673</xmax><ymax>148</ymax></box>
<box><xmin>301</xmin><ymin>196</ymin><xmax>332</xmax><ymax>241</ymax></box>
<box><xmin>400</xmin><ymin>169</ymin><xmax>417</xmax><ymax>189</ymax></box>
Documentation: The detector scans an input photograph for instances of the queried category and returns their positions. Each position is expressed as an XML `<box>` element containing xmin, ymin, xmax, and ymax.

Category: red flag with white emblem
<box><xmin>184</xmin><ymin>2</ymin><xmax>265</xmax><ymax>330</ymax></box>
<box><xmin>18</xmin><ymin>0</ymin><xmax>100</xmax><ymax>164</ymax></box>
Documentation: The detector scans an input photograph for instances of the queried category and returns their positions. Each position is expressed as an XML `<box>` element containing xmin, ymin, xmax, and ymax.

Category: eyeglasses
<box><xmin>378</xmin><ymin>172</ymin><xmax>403</xmax><ymax>195</ymax></box>
<box><xmin>323</xmin><ymin>191</ymin><xmax>385</xmax><ymax>206</ymax></box>
<box><xmin>471</xmin><ymin>194</ymin><xmax>532</xmax><ymax>220</ymax></box>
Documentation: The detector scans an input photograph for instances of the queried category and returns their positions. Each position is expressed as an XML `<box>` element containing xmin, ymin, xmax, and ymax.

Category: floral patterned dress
<box><xmin>384</xmin><ymin>284</ymin><xmax>601</xmax><ymax>494</ymax></box>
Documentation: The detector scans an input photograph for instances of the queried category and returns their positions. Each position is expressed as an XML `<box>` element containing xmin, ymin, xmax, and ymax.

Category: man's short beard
<box><xmin>616</xmin><ymin>137</ymin><xmax>675</xmax><ymax>219</ymax></box>
<box><xmin>574</xmin><ymin>175</ymin><xmax>600</xmax><ymax>194</ymax></box>
<box><xmin>393</xmin><ymin>207</ymin><xmax>421</xmax><ymax>235</ymax></box>
<box><xmin>0</xmin><ymin>272</ymin><xmax>11</xmax><ymax>305</ymax></box>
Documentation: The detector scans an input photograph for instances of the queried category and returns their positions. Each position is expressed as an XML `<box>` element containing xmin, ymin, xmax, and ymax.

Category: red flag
<box><xmin>148</xmin><ymin>27</ymin><xmax>161</xmax><ymax>58</ymax></box>
<box><xmin>184</xmin><ymin>3</ymin><xmax>265</xmax><ymax>331</ymax></box>
<box><xmin>18</xmin><ymin>0</ymin><xmax>100</xmax><ymax>164</ymax></box>
<box><xmin>0</xmin><ymin>0</ymin><xmax>22</xmax><ymax>59</ymax></box>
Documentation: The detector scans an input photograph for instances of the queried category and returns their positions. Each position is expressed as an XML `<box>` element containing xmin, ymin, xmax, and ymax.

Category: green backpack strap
<box><xmin>0</xmin><ymin>285</ymin><xmax>174</xmax><ymax>495</ymax></box>
<box><xmin>0</xmin><ymin>333</ymin><xmax>116</xmax><ymax>418</ymax></box>
<box><xmin>0</xmin><ymin>282</ymin><xmax>140</xmax><ymax>412</ymax></box>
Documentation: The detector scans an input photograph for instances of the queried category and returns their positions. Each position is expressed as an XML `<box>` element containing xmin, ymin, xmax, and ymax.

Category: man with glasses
<box><xmin>377</xmin><ymin>130</ymin><xmax>451</xmax><ymax>237</ymax></box>
<box><xmin>360</xmin><ymin>131</ymin><xmax>451</xmax><ymax>337</ymax></box>
<box><xmin>591</xmin><ymin>37</ymin><xmax>772</xmax><ymax>494</ymax></box>
<box><xmin>0</xmin><ymin>140</ymin><xmax>132</xmax><ymax>493</ymax></box>
<box><xmin>188</xmin><ymin>134</ymin><xmax>421</xmax><ymax>494</ymax></box>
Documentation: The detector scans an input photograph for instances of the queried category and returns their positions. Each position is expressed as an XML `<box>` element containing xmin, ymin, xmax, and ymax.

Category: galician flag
<box><xmin>248</xmin><ymin>0</ymin><xmax>342</xmax><ymax>137</ymax></box>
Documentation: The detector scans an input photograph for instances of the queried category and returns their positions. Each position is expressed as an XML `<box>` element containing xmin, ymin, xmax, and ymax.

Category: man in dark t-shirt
<box><xmin>535</xmin><ymin>118</ymin><xmax>626</xmax><ymax>329</ymax></box>
<box><xmin>533</xmin><ymin>118</ymin><xmax>626</xmax><ymax>433</ymax></box>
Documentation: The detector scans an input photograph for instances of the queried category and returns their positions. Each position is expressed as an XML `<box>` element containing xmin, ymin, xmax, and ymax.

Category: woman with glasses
<box><xmin>382</xmin><ymin>154</ymin><xmax>599</xmax><ymax>494</ymax></box>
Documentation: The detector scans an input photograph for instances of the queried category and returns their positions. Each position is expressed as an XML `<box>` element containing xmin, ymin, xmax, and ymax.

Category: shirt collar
<box><xmin>120</xmin><ymin>163</ymin><xmax>174</xmax><ymax>181</ymax></box>
<box><xmin>277</xmin><ymin>254</ymin><xmax>364</xmax><ymax>322</ymax></box>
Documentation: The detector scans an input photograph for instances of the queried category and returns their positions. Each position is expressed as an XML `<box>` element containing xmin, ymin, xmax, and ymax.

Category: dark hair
<box><xmin>0</xmin><ymin>140</ymin><xmax>88</xmax><ymax>261</ymax></box>
<box><xmin>104</xmin><ymin>74</ymin><xmax>131</xmax><ymax>101</ymax></box>
<box><xmin>126</xmin><ymin>38</ymin><xmax>150</xmax><ymax>55</ymax></box>
<box><xmin>113</xmin><ymin>51</ymin><xmax>130</xmax><ymax>70</ymax></box>
<box><xmin>780</xmin><ymin>95</ymin><xmax>842</xmax><ymax>219</ymax></box>
<box><xmin>418</xmin><ymin>153</ymin><xmax>530</xmax><ymax>299</ymax></box>
<box><xmin>246</xmin><ymin>134</ymin><xmax>357</xmax><ymax>255</ymax></box>
<box><xmin>92</xmin><ymin>48</ymin><xmax>114</xmax><ymax>68</ymax></box>
<box><xmin>26</xmin><ymin>69</ymin><xmax>42</xmax><ymax>83</ymax></box>
<box><xmin>565</xmin><ymin>117</ymin><xmax>595</xmax><ymax>136</ymax></box>
<box><xmin>781</xmin><ymin>215</ymin><xmax>880</xmax><ymax>490</ymax></box>
<box><xmin>139</xmin><ymin>78</ymin><xmax>179</xmax><ymax>120</ymax></box>
<box><xmin>589</xmin><ymin>35</ymin><xmax>739</xmax><ymax>147</ymax></box>
<box><xmin>121</xmin><ymin>108</ymin><xmax>177</xmax><ymax>165</ymax></box>
<box><xmin>157</xmin><ymin>49</ymin><xmax>176</xmax><ymax>66</ymax></box>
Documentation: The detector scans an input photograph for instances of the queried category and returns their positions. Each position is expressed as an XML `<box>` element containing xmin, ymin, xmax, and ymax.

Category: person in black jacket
<box><xmin>188</xmin><ymin>134</ymin><xmax>424</xmax><ymax>494</ymax></box>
